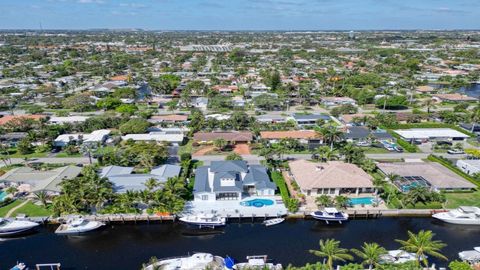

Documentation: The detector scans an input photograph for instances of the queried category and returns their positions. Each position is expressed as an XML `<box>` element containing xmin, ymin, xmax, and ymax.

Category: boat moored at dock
<box><xmin>55</xmin><ymin>217</ymin><xmax>105</xmax><ymax>235</ymax></box>
<box><xmin>232</xmin><ymin>255</ymin><xmax>282</xmax><ymax>270</ymax></box>
<box><xmin>143</xmin><ymin>253</ymin><xmax>227</xmax><ymax>270</ymax></box>
<box><xmin>432</xmin><ymin>206</ymin><xmax>480</xmax><ymax>225</ymax></box>
<box><xmin>0</xmin><ymin>218</ymin><xmax>39</xmax><ymax>237</ymax></box>
<box><xmin>179</xmin><ymin>214</ymin><xmax>226</xmax><ymax>228</ymax></box>
<box><xmin>380</xmin><ymin>250</ymin><xmax>421</xmax><ymax>264</ymax></box>
<box><xmin>263</xmin><ymin>218</ymin><xmax>285</xmax><ymax>227</ymax></box>
<box><xmin>310</xmin><ymin>208</ymin><xmax>349</xmax><ymax>224</ymax></box>
<box><xmin>459</xmin><ymin>247</ymin><xmax>480</xmax><ymax>264</ymax></box>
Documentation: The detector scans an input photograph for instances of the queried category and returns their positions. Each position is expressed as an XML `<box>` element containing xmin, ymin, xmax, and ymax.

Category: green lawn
<box><xmin>11</xmin><ymin>201</ymin><xmax>52</xmax><ymax>217</ymax></box>
<box><xmin>55</xmin><ymin>152</ymin><xmax>83</xmax><ymax>158</ymax></box>
<box><xmin>445</xmin><ymin>191</ymin><xmax>480</xmax><ymax>208</ymax></box>
<box><xmin>0</xmin><ymin>200</ymin><xmax>22</xmax><ymax>217</ymax></box>
<box><xmin>364</xmin><ymin>147</ymin><xmax>390</xmax><ymax>154</ymax></box>
<box><xmin>178</xmin><ymin>139</ymin><xmax>193</xmax><ymax>156</ymax></box>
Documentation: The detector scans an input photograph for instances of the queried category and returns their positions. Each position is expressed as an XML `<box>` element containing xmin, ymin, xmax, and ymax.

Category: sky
<box><xmin>0</xmin><ymin>0</ymin><xmax>479</xmax><ymax>30</ymax></box>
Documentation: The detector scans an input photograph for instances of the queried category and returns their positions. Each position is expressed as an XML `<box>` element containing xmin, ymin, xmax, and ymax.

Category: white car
<box><xmin>447</xmin><ymin>149</ymin><xmax>464</xmax><ymax>154</ymax></box>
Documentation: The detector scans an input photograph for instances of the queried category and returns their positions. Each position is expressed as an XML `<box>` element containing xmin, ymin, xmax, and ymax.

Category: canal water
<box><xmin>430</xmin><ymin>83</ymin><xmax>480</xmax><ymax>98</ymax></box>
<box><xmin>1</xmin><ymin>218</ymin><xmax>479</xmax><ymax>269</ymax></box>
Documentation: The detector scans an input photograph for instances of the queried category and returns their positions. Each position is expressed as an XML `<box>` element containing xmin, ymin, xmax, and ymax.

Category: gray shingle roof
<box><xmin>193</xmin><ymin>166</ymin><xmax>210</xmax><ymax>193</ymax></box>
<box><xmin>210</xmin><ymin>161</ymin><xmax>248</xmax><ymax>173</ymax></box>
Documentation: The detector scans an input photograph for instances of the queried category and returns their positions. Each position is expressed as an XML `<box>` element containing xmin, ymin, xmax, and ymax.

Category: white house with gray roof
<box><xmin>100</xmin><ymin>164</ymin><xmax>181</xmax><ymax>193</ymax></box>
<box><xmin>193</xmin><ymin>161</ymin><xmax>277</xmax><ymax>202</ymax></box>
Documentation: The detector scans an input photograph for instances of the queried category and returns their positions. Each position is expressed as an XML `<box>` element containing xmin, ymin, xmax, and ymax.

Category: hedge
<box><xmin>383</xmin><ymin>122</ymin><xmax>474</xmax><ymax>137</ymax></box>
<box><xmin>388</xmin><ymin>130</ymin><xmax>419</xmax><ymax>153</ymax></box>
<box><xmin>427</xmin><ymin>154</ymin><xmax>479</xmax><ymax>187</ymax></box>
<box><xmin>271</xmin><ymin>171</ymin><xmax>290</xmax><ymax>201</ymax></box>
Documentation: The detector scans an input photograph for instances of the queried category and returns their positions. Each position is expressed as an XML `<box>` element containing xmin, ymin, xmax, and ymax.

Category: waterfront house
<box><xmin>288</xmin><ymin>159</ymin><xmax>375</xmax><ymax>197</ymax></box>
<box><xmin>260</xmin><ymin>130</ymin><xmax>322</xmax><ymax>148</ymax></box>
<box><xmin>432</xmin><ymin>93</ymin><xmax>477</xmax><ymax>102</ymax></box>
<box><xmin>100</xmin><ymin>164</ymin><xmax>181</xmax><ymax>193</ymax></box>
<box><xmin>193</xmin><ymin>161</ymin><xmax>277</xmax><ymax>201</ymax></box>
<box><xmin>54</xmin><ymin>129</ymin><xmax>111</xmax><ymax>148</ymax></box>
<box><xmin>456</xmin><ymin>159</ymin><xmax>480</xmax><ymax>175</ymax></box>
<box><xmin>0</xmin><ymin>166</ymin><xmax>82</xmax><ymax>195</ymax></box>
<box><xmin>377</xmin><ymin>162</ymin><xmax>476</xmax><ymax>192</ymax></box>
<box><xmin>122</xmin><ymin>131</ymin><xmax>184</xmax><ymax>146</ymax></box>
<box><xmin>393</xmin><ymin>128</ymin><xmax>469</xmax><ymax>142</ymax></box>
<box><xmin>289</xmin><ymin>113</ymin><xmax>330</xmax><ymax>126</ymax></box>
<box><xmin>193</xmin><ymin>131</ymin><xmax>253</xmax><ymax>144</ymax></box>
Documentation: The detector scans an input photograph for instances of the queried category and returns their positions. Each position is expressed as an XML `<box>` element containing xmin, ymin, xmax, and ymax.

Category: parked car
<box><xmin>356</xmin><ymin>141</ymin><xmax>371</xmax><ymax>147</ymax></box>
<box><xmin>447</xmin><ymin>149</ymin><xmax>464</xmax><ymax>155</ymax></box>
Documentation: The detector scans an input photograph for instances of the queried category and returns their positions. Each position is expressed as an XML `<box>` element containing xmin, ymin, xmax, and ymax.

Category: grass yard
<box><xmin>55</xmin><ymin>152</ymin><xmax>83</xmax><ymax>158</ymax></box>
<box><xmin>364</xmin><ymin>147</ymin><xmax>390</xmax><ymax>154</ymax></box>
<box><xmin>178</xmin><ymin>139</ymin><xmax>193</xmax><ymax>156</ymax></box>
<box><xmin>11</xmin><ymin>201</ymin><xmax>53</xmax><ymax>217</ymax></box>
<box><xmin>445</xmin><ymin>191</ymin><xmax>480</xmax><ymax>208</ymax></box>
<box><xmin>0</xmin><ymin>200</ymin><xmax>22</xmax><ymax>217</ymax></box>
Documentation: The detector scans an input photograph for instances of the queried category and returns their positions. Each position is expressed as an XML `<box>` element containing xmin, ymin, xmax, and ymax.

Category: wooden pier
<box><xmin>51</xmin><ymin>214</ymin><xmax>176</xmax><ymax>224</ymax></box>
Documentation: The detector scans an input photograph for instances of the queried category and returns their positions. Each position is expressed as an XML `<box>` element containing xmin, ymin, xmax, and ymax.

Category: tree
<box><xmin>422</xmin><ymin>99</ymin><xmax>437</xmax><ymax>114</ymax></box>
<box><xmin>395</xmin><ymin>230</ymin><xmax>447</xmax><ymax>267</ymax></box>
<box><xmin>351</xmin><ymin>242</ymin><xmax>387</xmax><ymax>270</ymax></box>
<box><xmin>267</xmin><ymin>70</ymin><xmax>281</xmax><ymax>91</ymax></box>
<box><xmin>319</xmin><ymin>126</ymin><xmax>343</xmax><ymax>150</ymax></box>
<box><xmin>309</xmin><ymin>239</ymin><xmax>353</xmax><ymax>270</ymax></box>
<box><xmin>96</xmin><ymin>97</ymin><xmax>122</xmax><ymax>110</ymax></box>
<box><xmin>225</xmin><ymin>152</ymin><xmax>243</xmax><ymax>161</ymax></box>
<box><xmin>213</xmin><ymin>138</ymin><xmax>228</xmax><ymax>151</ymax></box>
<box><xmin>469</xmin><ymin>104</ymin><xmax>480</xmax><ymax>132</ymax></box>
<box><xmin>315</xmin><ymin>195</ymin><xmax>332</xmax><ymax>208</ymax></box>
<box><xmin>34</xmin><ymin>190</ymin><xmax>49</xmax><ymax>206</ymax></box>
<box><xmin>376</xmin><ymin>95</ymin><xmax>408</xmax><ymax>110</ymax></box>
<box><xmin>116</xmin><ymin>104</ymin><xmax>138</xmax><ymax>116</ymax></box>
<box><xmin>119</xmin><ymin>118</ymin><xmax>150</xmax><ymax>134</ymax></box>
<box><xmin>63</xmin><ymin>93</ymin><xmax>95</xmax><ymax>112</ymax></box>
<box><xmin>448</xmin><ymin>261</ymin><xmax>473</xmax><ymax>270</ymax></box>
<box><xmin>145</xmin><ymin>178</ymin><xmax>160</xmax><ymax>192</ymax></box>
<box><xmin>334</xmin><ymin>195</ymin><xmax>350</xmax><ymax>209</ymax></box>
<box><xmin>313</xmin><ymin>146</ymin><xmax>339</xmax><ymax>162</ymax></box>
<box><xmin>17</xmin><ymin>137</ymin><xmax>34</xmax><ymax>155</ymax></box>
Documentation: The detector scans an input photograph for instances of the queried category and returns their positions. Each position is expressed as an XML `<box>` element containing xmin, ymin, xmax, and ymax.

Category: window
<box><xmin>201</xmin><ymin>195</ymin><xmax>208</xmax><ymax>200</ymax></box>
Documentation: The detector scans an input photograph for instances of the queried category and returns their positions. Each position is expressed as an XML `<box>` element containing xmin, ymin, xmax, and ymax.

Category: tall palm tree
<box><xmin>334</xmin><ymin>195</ymin><xmax>350</xmax><ymax>209</ymax></box>
<box><xmin>309</xmin><ymin>239</ymin><xmax>353</xmax><ymax>270</ymax></box>
<box><xmin>314</xmin><ymin>146</ymin><xmax>339</xmax><ymax>162</ymax></box>
<box><xmin>469</xmin><ymin>105</ymin><xmax>480</xmax><ymax>133</ymax></box>
<box><xmin>351</xmin><ymin>242</ymin><xmax>388</xmax><ymax>270</ymax></box>
<box><xmin>422</xmin><ymin>99</ymin><xmax>437</xmax><ymax>114</ymax></box>
<box><xmin>34</xmin><ymin>190</ymin><xmax>49</xmax><ymax>206</ymax></box>
<box><xmin>319</xmin><ymin>126</ymin><xmax>343</xmax><ymax>150</ymax></box>
<box><xmin>396</xmin><ymin>230</ymin><xmax>447</xmax><ymax>267</ymax></box>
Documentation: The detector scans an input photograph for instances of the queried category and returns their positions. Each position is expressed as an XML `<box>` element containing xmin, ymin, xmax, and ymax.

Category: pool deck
<box><xmin>183</xmin><ymin>196</ymin><xmax>288</xmax><ymax>218</ymax></box>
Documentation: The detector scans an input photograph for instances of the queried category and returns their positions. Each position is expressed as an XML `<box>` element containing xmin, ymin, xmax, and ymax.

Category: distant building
<box><xmin>193</xmin><ymin>131</ymin><xmax>253</xmax><ymax>144</ymax></box>
<box><xmin>54</xmin><ymin>129</ymin><xmax>111</xmax><ymax>148</ymax></box>
<box><xmin>456</xmin><ymin>159</ymin><xmax>480</xmax><ymax>175</ymax></box>
<box><xmin>122</xmin><ymin>132</ymin><xmax>184</xmax><ymax>145</ymax></box>
<box><xmin>393</xmin><ymin>128</ymin><xmax>469</xmax><ymax>142</ymax></box>
<box><xmin>289</xmin><ymin>113</ymin><xmax>330</xmax><ymax>126</ymax></box>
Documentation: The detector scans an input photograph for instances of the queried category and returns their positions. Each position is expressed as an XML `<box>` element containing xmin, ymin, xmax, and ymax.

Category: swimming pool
<box><xmin>240</xmin><ymin>199</ymin><xmax>275</xmax><ymax>208</ymax></box>
<box><xmin>0</xmin><ymin>191</ymin><xmax>7</xmax><ymax>202</ymax></box>
<box><xmin>349</xmin><ymin>197</ymin><xmax>374</xmax><ymax>205</ymax></box>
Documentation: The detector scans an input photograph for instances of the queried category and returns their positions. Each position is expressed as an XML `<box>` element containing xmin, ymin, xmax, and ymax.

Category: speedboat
<box><xmin>380</xmin><ymin>250</ymin><xmax>419</xmax><ymax>264</ymax></box>
<box><xmin>143</xmin><ymin>252</ymin><xmax>227</xmax><ymax>270</ymax></box>
<box><xmin>10</xmin><ymin>262</ymin><xmax>27</xmax><ymax>270</ymax></box>
<box><xmin>179</xmin><ymin>214</ymin><xmax>226</xmax><ymax>228</ymax></box>
<box><xmin>55</xmin><ymin>217</ymin><xmax>105</xmax><ymax>235</ymax></box>
<box><xmin>459</xmin><ymin>247</ymin><xmax>480</xmax><ymax>264</ymax></box>
<box><xmin>432</xmin><ymin>206</ymin><xmax>480</xmax><ymax>225</ymax></box>
<box><xmin>311</xmin><ymin>208</ymin><xmax>349</xmax><ymax>224</ymax></box>
<box><xmin>0</xmin><ymin>218</ymin><xmax>39</xmax><ymax>236</ymax></box>
<box><xmin>263</xmin><ymin>218</ymin><xmax>285</xmax><ymax>227</ymax></box>
<box><xmin>233</xmin><ymin>255</ymin><xmax>282</xmax><ymax>270</ymax></box>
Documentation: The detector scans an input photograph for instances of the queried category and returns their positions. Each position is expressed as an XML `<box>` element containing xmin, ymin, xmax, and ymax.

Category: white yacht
<box><xmin>380</xmin><ymin>250</ymin><xmax>419</xmax><ymax>264</ymax></box>
<box><xmin>143</xmin><ymin>253</ymin><xmax>227</xmax><ymax>270</ymax></box>
<box><xmin>179</xmin><ymin>214</ymin><xmax>226</xmax><ymax>228</ymax></box>
<box><xmin>0</xmin><ymin>218</ymin><xmax>39</xmax><ymax>236</ymax></box>
<box><xmin>55</xmin><ymin>217</ymin><xmax>105</xmax><ymax>235</ymax></box>
<box><xmin>311</xmin><ymin>208</ymin><xmax>349</xmax><ymax>224</ymax></box>
<box><xmin>459</xmin><ymin>247</ymin><xmax>480</xmax><ymax>264</ymax></box>
<box><xmin>432</xmin><ymin>206</ymin><xmax>480</xmax><ymax>225</ymax></box>
<box><xmin>233</xmin><ymin>255</ymin><xmax>282</xmax><ymax>270</ymax></box>
<box><xmin>263</xmin><ymin>218</ymin><xmax>285</xmax><ymax>227</ymax></box>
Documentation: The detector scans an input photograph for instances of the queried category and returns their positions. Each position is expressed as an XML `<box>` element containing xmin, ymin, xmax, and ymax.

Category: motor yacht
<box><xmin>432</xmin><ymin>206</ymin><xmax>480</xmax><ymax>225</ymax></box>
<box><xmin>380</xmin><ymin>250</ymin><xmax>420</xmax><ymax>264</ymax></box>
<box><xmin>143</xmin><ymin>252</ymin><xmax>227</xmax><ymax>270</ymax></box>
<box><xmin>311</xmin><ymin>208</ymin><xmax>349</xmax><ymax>224</ymax></box>
<box><xmin>55</xmin><ymin>217</ymin><xmax>105</xmax><ymax>235</ymax></box>
<box><xmin>263</xmin><ymin>218</ymin><xmax>284</xmax><ymax>227</ymax></box>
<box><xmin>233</xmin><ymin>255</ymin><xmax>282</xmax><ymax>270</ymax></box>
<box><xmin>179</xmin><ymin>214</ymin><xmax>226</xmax><ymax>228</ymax></box>
<box><xmin>459</xmin><ymin>247</ymin><xmax>480</xmax><ymax>264</ymax></box>
<box><xmin>0</xmin><ymin>218</ymin><xmax>39</xmax><ymax>236</ymax></box>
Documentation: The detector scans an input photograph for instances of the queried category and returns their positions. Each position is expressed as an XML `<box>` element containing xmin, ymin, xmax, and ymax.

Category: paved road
<box><xmin>0</xmin><ymin>157</ymin><xmax>93</xmax><ymax>167</ymax></box>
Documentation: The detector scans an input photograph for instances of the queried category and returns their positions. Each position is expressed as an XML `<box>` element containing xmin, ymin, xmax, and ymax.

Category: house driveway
<box><xmin>192</xmin><ymin>145</ymin><xmax>216</xmax><ymax>156</ymax></box>
<box><xmin>233</xmin><ymin>143</ymin><xmax>251</xmax><ymax>155</ymax></box>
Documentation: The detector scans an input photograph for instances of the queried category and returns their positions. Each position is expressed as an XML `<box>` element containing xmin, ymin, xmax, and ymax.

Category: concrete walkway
<box><xmin>5</xmin><ymin>199</ymin><xmax>29</xmax><ymax>218</ymax></box>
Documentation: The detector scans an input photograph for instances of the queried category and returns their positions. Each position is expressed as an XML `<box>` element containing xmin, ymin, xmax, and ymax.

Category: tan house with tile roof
<box><xmin>288</xmin><ymin>159</ymin><xmax>375</xmax><ymax>197</ymax></box>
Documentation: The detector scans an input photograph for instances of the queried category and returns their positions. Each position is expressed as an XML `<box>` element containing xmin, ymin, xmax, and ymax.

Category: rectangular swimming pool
<box><xmin>349</xmin><ymin>197</ymin><xmax>374</xmax><ymax>205</ymax></box>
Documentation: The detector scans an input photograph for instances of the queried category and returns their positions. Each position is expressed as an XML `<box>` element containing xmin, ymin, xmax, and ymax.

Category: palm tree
<box><xmin>396</xmin><ymin>230</ymin><xmax>447</xmax><ymax>267</ymax></box>
<box><xmin>145</xmin><ymin>178</ymin><xmax>160</xmax><ymax>192</ymax></box>
<box><xmin>313</xmin><ymin>146</ymin><xmax>339</xmax><ymax>162</ymax></box>
<box><xmin>213</xmin><ymin>138</ymin><xmax>228</xmax><ymax>151</ymax></box>
<box><xmin>334</xmin><ymin>195</ymin><xmax>350</xmax><ymax>209</ymax></box>
<box><xmin>422</xmin><ymin>99</ymin><xmax>437</xmax><ymax>114</ymax></box>
<box><xmin>34</xmin><ymin>190</ymin><xmax>49</xmax><ymax>206</ymax></box>
<box><xmin>315</xmin><ymin>195</ymin><xmax>332</xmax><ymax>208</ymax></box>
<box><xmin>319</xmin><ymin>126</ymin><xmax>343</xmax><ymax>150</ymax></box>
<box><xmin>309</xmin><ymin>239</ymin><xmax>353</xmax><ymax>270</ymax></box>
<box><xmin>469</xmin><ymin>105</ymin><xmax>480</xmax><ymax>133</ymax></box>
<box><xmin>351</xmin><ymin>242</ymin><xmax>388</xmax><ymax>270</ymax></box>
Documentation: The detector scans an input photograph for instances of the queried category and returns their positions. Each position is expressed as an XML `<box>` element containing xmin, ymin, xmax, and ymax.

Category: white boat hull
<box><xmin>0</xmin><ymin>219</ymin><xmax>39</xmax><ymax>236</ymax></box>
<box><xmin>432</xmin><ymin>213</ymin><xmax>480</xmax><ymax>225</ymax></box>
<box><xmin>55</xmin><ymin>221</ymin><xmax>105</xmax><ymax>235</ymax></box>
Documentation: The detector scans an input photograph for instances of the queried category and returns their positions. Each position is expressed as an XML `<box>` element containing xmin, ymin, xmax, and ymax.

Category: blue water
<box><xmin>240</xmin><ymin>199</ymin><xmax>274</xmax><ymax>208</ymax></box>
<box><xmin>0</xmin><ymin>191</ymin><xmax>7</xmax><ymax>202</ymax></box>
<box><xmin>349</xmin><ymin>197</ymin><xmax>374</xmax><ymax>205</ymax></box>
